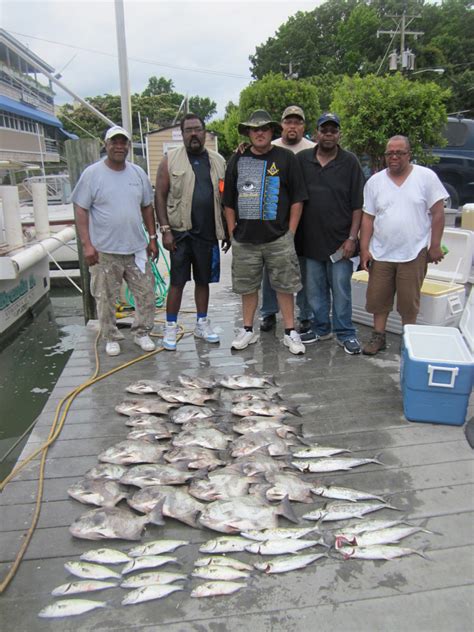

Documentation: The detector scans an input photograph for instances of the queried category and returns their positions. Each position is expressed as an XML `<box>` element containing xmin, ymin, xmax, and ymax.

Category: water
<box><xmin>0</xmin><ymin>287</ymin><xmax>84</xmax><ymax>480</ymax></box>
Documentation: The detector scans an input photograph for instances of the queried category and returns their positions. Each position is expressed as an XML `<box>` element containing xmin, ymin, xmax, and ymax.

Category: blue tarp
<box><xmin>0</xmin><ymin>95</ymin><xmax>78</xmax><ymax>139</ymax></box>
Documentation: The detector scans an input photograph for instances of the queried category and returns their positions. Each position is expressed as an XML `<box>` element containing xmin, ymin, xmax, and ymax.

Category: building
<box><xmin>0</xmin><ymin>28</ymin><xmax>76</xmax><ymax>176</ymax></box>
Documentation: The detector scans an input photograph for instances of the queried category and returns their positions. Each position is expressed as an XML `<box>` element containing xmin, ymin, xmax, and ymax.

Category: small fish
<box><xmin>115</xmin><ymin>399</ymin><xmax>176</xmax><ymax>416</ymax></box>
<box><xmin>199</xmin><ymin>536</ymin><xmax>249</xmax><ymax>553</ymax></box>
<box><xmin>233</xmin><ymin>454</ymin><xmax>287</xmax><ymax>477</ymax></box>
<box><xmin>38</xmin><ymin>599</ymin><xmax>106</xmax><ymax>618</ymax></box>
<box><xmin>169</xmin><ymin>405</ymin><xmax>215</xmax><ymax>424</ymax></box>
<box><xmin>191</xmin><ymin>566</ymin><xmax>250</xmax><ymax>581</ymax></box>
<box><xmin>171</xmin><ymin>427</ymin><xmax>233</xmax><ymax>450</ymax></box>
<box><xmin>194</xmin><ymin>556</ymin><xmax>253</xmax><ymax>571</ymax></box>
<box><xmin>98</xmin><ymin>440</ymin><xmax>167</xmax><ymax>465</ymax></box>
<box><xmin>80</xmin><ymin>548</ymin><xmax>130</xmax><ymax>565</ymax></box>
<box><xmin>128</xmin><ymin>485</ymin><xmax>205</xmax><ymax>527</ymax></box>
<box><xmin>232</xmin><ymin>401</ymin><xmax>300</xmax><ymax>417</ymax></box>
<box><xmin>245</xmin><ymin>539</ymin><xmax>321</xmax><ymax>555</ymax></box>
<box><xmin>233</xmin><ymin>417</ymin><xmax>299</xmax><ymax>438</ymax></box>
<box><xmin>189</xmin><ymin>474</ymin><xmax>252</xmax><ymax>502</ymax></box>
<box><xmin>122</xmin><ymin>555</ymin><xmax>179</xmax><ymax>574</ymax></box>
<box><xmin>292</xmin><ymin>444</ymin><xmax>351</xmax><ymax>458</ymax></box>
<box><xmin>128</xmin><ymin>539</ymin><xmax>189</xmax><ymax>557</ymax></box>
<box><xmin>178</xmin><ymin>374</ymin><xmax>217</xmax><ymax>389</ymax></box>
<box><xmin>164</xmin><ymin>446</ymin><xmax>226</xmax><ymax>470</ymax></box>
<box><xmin>302</xmin><ymin>501</ymin><xmax>399</xmax><ymax>522</ymax></box>
<box><xmin>231</xmin><ymin>430</ymin><xmax>295</xmax><ymax>458</ymax></box>
<box><xmin>254</xmin><ymin>553</ymin><xmax>326</xmax><ymax>574</ymax></box>
<box><xmin>190</xmin><ymin>581</ymin><xmax>246</xmax><ymax>598</ymax></box>
<box><xmin>67</xmin><ymin>479</ymin><xmax>129</xmax><ymax>508</ymax></box>
<box><xmin>64</xmin><ymin>561</ymin><xmax>121</xmax><ymax>580</ymax></box>
<box><xmin>51</xmin><ymin>580</ymin><xmax>117</xmax><ymax>596</ymax></box>
<box><xmin>337</xmin><ymin>545</ymin><xmax>428</xmax><ymax>561</ymax></box>
<box><xmin>122</xmin><ymin>584</ymin><xmax>183</xmax><ymax>606</ymax></box>
<box><xmin>335</xmin><ymin>525</ymin><xmax>433</xmax><ymax>549</ymax></box>
<box><xmin>264</xmin><ymin>472</ymin><xmax>316</xmax><ymax>503</ymax></box>
<box><xmin>126</xmin><ymin>379</ymin><xmax>169</xmax><ymax>394</ymax></box>
<box><xmin>292</xmin><ymin>456</ymin><xmax>383</xmax><ymax>473</ymax></box>
<box><xmin>69</xmin><ymin>505</ymin><xmax>164</xmax><ymax>541</ymax></box>
<box><xmin>84</xmin><ymin>463</ymin><xmax>128</xmax><ymax>481</ymax></box>
<box><xmin>241</xmin><ymin>527</ymin><xmax>318</xmax><ymax>541</ymax></box>
<box><xmin>120</xmin><ymin>464</ymin><xmax>194</xmax><ymax>487</ymax></box>
<box><xmin>311</xmin><ymin>485</ymin><xmax>385</xmax><ymax>503</ymax></box>
<box><xmin>219</xmin><ymin>375</ymin><xmax>277</xmax><ymax>390</ymax></box>
<box><xmin>227</xmin><ymin>391</ymin><xmax>277</xmax><ymax>403</ymax></box>
<box><xmin>127</xmin><ymin>428</ymin><xmax>172</xmax><ymax>442</ymax></box>
<box><xmin>120</xmin><ymin>571</ymin><xmax>187</xmax><ymax>588</ymax></box>
<box><xmin>158</xmin><ymin>387</ymin><xmax>215</xmax><ymax>406</ymax></box>
<box><xmin>335</xmin><ymin>519</ymin><xmax>408</xmax><ymax>535</ymax></box>
<box><xmin>125</xmin><ymin>414</ymin><xmax>174</xmax><ymax>429</ymax></box>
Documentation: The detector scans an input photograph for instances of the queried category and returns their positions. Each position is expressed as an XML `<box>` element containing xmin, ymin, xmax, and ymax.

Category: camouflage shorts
<box><xmin>231</xmin><ymin>231</ymin><xmax>302</xmax><ymax>295</ymax></box>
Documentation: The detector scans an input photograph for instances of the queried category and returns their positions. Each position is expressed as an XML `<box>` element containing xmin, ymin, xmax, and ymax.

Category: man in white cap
<box><xmin>73</xmin><ymin>125</ymin><xmax>158</xmax><ymax>356</ymax></box>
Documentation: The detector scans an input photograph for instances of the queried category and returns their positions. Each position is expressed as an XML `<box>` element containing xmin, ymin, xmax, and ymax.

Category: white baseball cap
<box><xmin>105</xmin><ymin>126</ymin><xmax>131</xmax><ymax>141</ymax></box>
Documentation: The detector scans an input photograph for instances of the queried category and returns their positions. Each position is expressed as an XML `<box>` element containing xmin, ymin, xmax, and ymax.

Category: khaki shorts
<box><xmin>366</xmin><ymin>248</ymin><xmax>428</xmax><ymax>322</ymax></box>
<box><xmin>232</xmin><ymin>231</ymin><xmax>302</xmax><ymax>295</ymax></box>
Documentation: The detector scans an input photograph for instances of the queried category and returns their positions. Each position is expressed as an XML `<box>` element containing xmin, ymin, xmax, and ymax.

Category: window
<box><xmin>0</xmin><ymin>111</ymin><xmax>38</xmax><ymax>133</ymax></box>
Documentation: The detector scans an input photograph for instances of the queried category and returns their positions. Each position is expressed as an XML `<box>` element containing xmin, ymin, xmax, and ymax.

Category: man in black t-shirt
<box><xmin>223</xmin><ymin>110</ymin><xmax>308</xmax><ymax>355</ymax></box>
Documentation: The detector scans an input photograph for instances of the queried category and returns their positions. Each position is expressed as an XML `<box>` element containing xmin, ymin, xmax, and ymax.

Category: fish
<box><xmin>98</xmin><ymin>440</ymin><xmax>167</xmax><ymax>465</ymax></box>
<box><xmin>254</xmin><ymin>553</ymin><xmax>326</xmax><ymax>574</ymax></box>
<box><xmin>181</xmin><ymin>418</ymin><xmax>220</xmax><ymax>430</ymax></box>
<box><xmin>292</xmin><ymin>444</ymin><xmax>351</xmax><ymax>458</ymax></box>
<box><xmin>233</xmin><ymin>417</ymin><xmax>300</xmax><ymax>438</ymax></box>
<box><xmin>191</xmin><ymin>566</ymin><xmax>250</xmax><ymax>581</ymax></box>
<box><xmin>64</xmin><ymin>561</ymin><xmax>121</xmax><ymax>580</ymax></box>
<box><xmin>69</xmin><ymin>504</ymin><xmax>164</xmax><ymax>541</ymax></box>
<box><xmin>178</xmin><ymin>374</ymin><xmax>217</xmax><ymax>389</ymax></box>
<box><xmin>164</xmin><ymin>446</ymin><xmax>226</xmax><ymax>470</ymax></box>
<box><xmin>38</xmin><ymin>599</ymin><xmax>106</xmax><ymax>618</ymax></box>
<box><xmin>67</xmin><ymin>479</ymin><xmax>129</xmax><ymax>508</ymax></box>
<box><xmin>128</xmin><ymin>539</ymin><xmax>189</xmax><ymax>557</ymax></box>
<box><xmin>120</xmin><ymin>463</ymin><xmax>195</xmax><ymax>487</ymax></box>
<box><xmin>124</xmin><ymin>415</ymin><xmax>175</xmax><ymax>430</ymax></box>
<box><xmin>189</xmin><ymin>474</ymin><xmax>252</xmax><ymax>501</ymax></box>
<box><xmin>302</xmin><ymin>501</ymin><xmax>399</xmax><ymax>522</ymax></box>
<box><xmin>115</xmin><ymin>399</ymin><xmax>177</xmax><ymax>416</ymax></box>
<box><xmin>240</xmin><ymin>527</ymin><xmax>319</xmax><ymax>541</ymax></box>
<box><xmin>245</xmin><ymin>539</ymin><xmax>321</xmax><ymax>555</ymax></box>
<box><xmin>80</xmin><ymin>548</ymin><xmax>130</xmax><ymax>565</ymax></box>
<box><xmin>121</xmin><ymin>555</ymin><xmax>179</xmax><ymax>574</ymax></box>
<box><xmin>51</xmin><ymin>580</ymin><xmax>118</xmax><ymax>596</ymax></box>
<box><xmin>337</xmin><ymin>545</ymin><xmax>428</xmax><ymax>561</ymax></box>
<box><xmin>226</xmin><ymin>391</ymin><xmax>277</xmax><ymax>403</ymax></box>
<box><xmin>126</xmin><ymin>379</ymin><xmax>169</xmax><ymax>394</ymax></box>
<box><xmin>84</xmin><ymin>463</ymin><xmax>128</xmax><ymax>481</ymax></box>
<box><xmin>198</xmin><ymin>495</ymin><xmax>298</xmax><ymax>533</ymax></box>
<box><xmin>169</xmin><ymin>405</ymin><xmax>215</xmax><ymax>424</ymax></box>
<box><xmin>232</xmin><ymin>401</ymin><xmax>300</xmax><ymax>417</ymax></box>
<box><xmin>122</xmin><ymin>584</ymin><xmax>183</xmax><ymax>606</ymax></box>
<box><xmin>219</xmin><ymin>375</ymin><xmax>277</xmax><ymax>390</ymax></box>
<box><xmin>292</xmin><ymin>456</ymin><xmax>383</xmax><ymax>473</ymax></box>
<box><xmin>335</xmin><ymin>519</ymin><xmax>409</xmax><ymax>535</ymax></box>
<box><xmin>127</xmin><ymin>428</ymin><xmax>173</xmax><ymax>442</ymax></box>
<box><xmin>120</xmin><ymin>571</ymin><xmax>187</xmax><ymax>588</ymax></box>
<box><xmin>264</xmin><ymin>472</ymin><xmax>316</xmax><ymax>503</ymax></box>
<box><xmin>190</xmin><ymin>581</ymin><xmax>246</xmax><ymax>598</ymax></box>
<box><xmin>335</xmin><ymin>525</ymin><xmax>433</xmax><ymax>549</ymax></box>
<box><xmin>128</xmin><ymin>485</ymin><xmax>205</xmax><ymax>527</ymax></box>
<box><xmin>199</xmin><ymin>536</ymin><xmax>250</xmax><ymax>553</ymax></box>
<box><xmin>158</xmin><ymin>387</ymin><xmax>216</xmax><ymax>406</ymax></box>
<box><xmin>194</xmin><ymin>556</ymin><xmax>253</xmax><ymax>571</ymax></box>
<box><xmin>171</xmin><ymin>427</ymin><xmax>233</xmax><ymax>450</ymax></box>
<box><xmin>311</xmin><ymin>485</ymin><xmax>385</xmax><ymax>503</ymax></box>
<box><xmin>232</xmin><ymin>454</ymin><xmax>288</xmax><ymax>477</ymax></box>
<box><xmin>231</xmin><ymin>430</ymin><xmax>295</xmax><ymax>457</ymax></box>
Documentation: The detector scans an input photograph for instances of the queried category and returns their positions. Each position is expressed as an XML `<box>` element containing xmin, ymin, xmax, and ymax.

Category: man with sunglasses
<box><xmin>360</xmin><ymin>135</ymin><xmax>447</xmax><ymax>355</ymax></box>
<box><xmin>223</xmin><ymin>109</ymin><xmax>308</xmax><ymax>355</ymax></box>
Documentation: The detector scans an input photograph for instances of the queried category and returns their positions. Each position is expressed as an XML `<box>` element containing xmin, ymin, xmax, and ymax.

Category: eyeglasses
<box><xmin>250</xmin><ymin>125</ymin><xmax>271</xmax><ymax>132</ymax></box>
<box><xmin>384</xmin><ymin>151</ymin><xmax>409</xmax><ymax>158</ymax></box>
<box><xmin>183</xmin><ymin>126</ymin><xmax>204</xmax><ymax>134</ymax></box>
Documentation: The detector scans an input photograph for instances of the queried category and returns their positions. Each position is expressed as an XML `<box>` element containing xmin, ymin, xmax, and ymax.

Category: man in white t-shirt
<box><xmin>359</xmin><ymin>135</ymin><xmax>447</xmax><ymax>355</ymax></box>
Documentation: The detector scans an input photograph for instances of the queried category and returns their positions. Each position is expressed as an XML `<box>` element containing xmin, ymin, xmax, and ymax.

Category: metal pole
<box><xmin>35</xmin><ymin>123</ymin><xmax>46</xmax><ymax>177</ymax></box>
<box><xmin>114</xmin><ymin>0</ymin><xmax>133</xmax><ymax>161</ymax></box>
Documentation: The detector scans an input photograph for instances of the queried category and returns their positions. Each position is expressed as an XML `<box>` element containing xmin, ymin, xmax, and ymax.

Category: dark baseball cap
<box><xmin>317</xmin><ymin>112</ymin><xmax>341</xmax><ymax>127</ymax></box>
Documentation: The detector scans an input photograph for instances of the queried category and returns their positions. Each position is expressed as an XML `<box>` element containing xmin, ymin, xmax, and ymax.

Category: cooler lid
<box><xmin>460</xmin><ymin>287</ymin><xmax>474</xmax><ymax>354</ymax></box>
<box><xmin>427</xmin><ymin>228</ymin><xmax>474</xmax><ymax>284</ymax></box>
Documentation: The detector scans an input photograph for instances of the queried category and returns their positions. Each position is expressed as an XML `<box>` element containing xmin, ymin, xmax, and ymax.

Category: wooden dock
<box><xmin>1</xmin><ymin>254</ymin><xmax>473</xmax><ymax>631</ymax></box>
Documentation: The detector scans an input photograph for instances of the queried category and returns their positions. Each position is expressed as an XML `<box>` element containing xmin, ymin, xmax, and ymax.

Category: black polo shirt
<box><xmin>296</xmin><ymin>146</ymin><xmax>365</xmax><ymax>261</ymax></box>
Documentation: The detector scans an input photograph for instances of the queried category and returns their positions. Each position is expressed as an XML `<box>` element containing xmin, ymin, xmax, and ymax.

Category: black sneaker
<box><xmin>299</xmin><ymin>319</ymin><xmax>312</xmax><ymax>334</ymax></box>
<box><xmin>337</xmin><ymin>337</ymin><xmax>361</xmax><ymax>355</ymax></box>
<box><xmin>300</xmin><ymin>330</ymin><xmax>317</xmax><ymax>344</ymax></box>
<box><xmin>260</xmin><ymin>314</ymin><xmax>276</xmax><ymax>332</ymax></box>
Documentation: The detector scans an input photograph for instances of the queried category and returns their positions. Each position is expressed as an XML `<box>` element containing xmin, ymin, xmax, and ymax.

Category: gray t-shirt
<box><xmin>72</xmin><ymin>159</ymin><xmax>153</xmax><ymax>254</ymax></box>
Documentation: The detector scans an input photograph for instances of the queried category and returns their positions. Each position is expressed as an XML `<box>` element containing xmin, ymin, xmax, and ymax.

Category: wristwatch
<box><xmin>159</xmin><ymin>225</ymin><xmax>171</xmax><ymax>234</ymax></box>
<box><xmin>348</xmin><ymin>235</ymin><xmax>357</xmax><ymax>241</ymax></box>
<box><xmin>149</xmin><ymin>234</ymin><xmax>157</xmax><ymax>240</ymax></box>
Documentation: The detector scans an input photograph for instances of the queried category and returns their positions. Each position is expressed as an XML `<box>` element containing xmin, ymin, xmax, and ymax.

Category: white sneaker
<box><xmin>105</xmin><ymin>341</ymin><xmax>121</xmax><ymax>356</ymax></box>
<box><xmin>163</xmin><ymin>322</ymin><xmax>177</xmax><ymax>351</ymax></box>
<box><xmin>194</xmin><ymin>317</ymin><xmax>219</xmax><ymax>343</ymax></box>
<box><xmin>134</xmin><ymin>334</ymin><xmax>156</xmax><ymax>352</ymax></box>
<box><xmin>231</xmin><ymin>328</ymin><xmax>259</xmax><ymax>350</ymax></box>
<box><xmin>283</xmin><ymin>330</ymin><xmax>306</xmax><ymax>355</ymax></box>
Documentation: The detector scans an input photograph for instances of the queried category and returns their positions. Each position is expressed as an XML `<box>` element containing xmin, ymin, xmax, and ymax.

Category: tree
<box><xmin>142</xmin><ymin>76</ymin><xmax>174</xmax><ymax>96</ymax></box>
<box><xmin>330</xmin><ymin>73</ymin><xmax>450</xmax><ymax>170</ymax></box>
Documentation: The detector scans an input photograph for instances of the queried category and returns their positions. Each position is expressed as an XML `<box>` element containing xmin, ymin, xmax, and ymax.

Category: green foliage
<box><xmin>188</xmin><ymin>96</ymin><xmax>217</xmax><ymax>122</ymax></box>
<box><xmin>142</xmin><ymin>76</ymin><xmax>174</xmax><ymax>96</ymax></box>
<box><xmin>330</xmin><ymin>73</ymin><xmax>450</xmax><ymax>170</ymax></box>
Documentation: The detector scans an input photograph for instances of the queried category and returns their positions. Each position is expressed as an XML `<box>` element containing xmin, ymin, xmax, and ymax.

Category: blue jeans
<box><xmin>260</xmin><ymin>258</ymin><xmax>312</xmax><ymax>320</ymax></box>
<box><xmin>305</xmin><ymin>257</ymin><xmax>356</xmax><ymax>341</ymax></box>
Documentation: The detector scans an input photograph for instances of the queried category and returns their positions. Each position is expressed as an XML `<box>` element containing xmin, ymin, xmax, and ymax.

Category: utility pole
<box><xmin>114</xmin><ymin>0</ymin><xmax>133</xmax><ymax>160</ymax></box>
<box><xmin>377</xmin><ymin>11</ymin><xmax>424</xmax><ymax>72</ymax></box>
<box><xmin>281</xmin><ymin>59</ymin><xmax>299</xmax><ymax>80</ymax></box>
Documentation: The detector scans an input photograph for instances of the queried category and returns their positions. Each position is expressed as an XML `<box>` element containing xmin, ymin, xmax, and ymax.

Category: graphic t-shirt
<box><xmin>223</xmin><ymin>146</ymin><xmax>307</xmax><ymax>244</ymax></box>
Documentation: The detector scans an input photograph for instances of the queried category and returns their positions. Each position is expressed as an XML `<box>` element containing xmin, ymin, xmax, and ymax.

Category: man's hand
<box><xmin>162</xmin><ymin>231</ymin><xmax>176</xmax><ymax>253</ymax></box>
<box><xmin>83</xmin><ymin>244</ymin><xmax>99</xmax><ymax>266</ymax></box>
<box><xmin>342</xmin><ymin>238</ymin><xmax>357</xmax><ymax>259</ymax></box>
<box><xmin>236</xmin><ymin>141</ymin><xmax>250</xmax><ymax>154</ymax></box>
<box><xmin>427</xmin><ymin>244</ymin><xmax>444</xmax><ymax>264</ymax></box>
<box><xmin>359</xmin><ymin>248</ymin><xmax>373</xmax><ymax>272</ymax></box>
<box><xmin>221</xmin><ymin>239</ymin><xmax>231</xmax><ymax>253</ymax></box>
<box><xmin>147</xmin><ymin>240</ymin><xmax>159</xmax><ymax>261</ymax></box>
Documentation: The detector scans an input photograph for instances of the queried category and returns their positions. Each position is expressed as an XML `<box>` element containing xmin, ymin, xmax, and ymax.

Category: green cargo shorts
<box><xmin>231</xmin><ymin>231</ymin><xmax>302</xmax><ymax>295</ymax></box>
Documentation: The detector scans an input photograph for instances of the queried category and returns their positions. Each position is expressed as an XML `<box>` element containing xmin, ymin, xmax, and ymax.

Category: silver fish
<box><xmin>241</xmin><ymin>527</ymin><xmax>318</xmax><ymax>541</ymax></box>
<box><xmin>245</xmin><ymin>539</ymin><xmax>320</xmax><ymax>555</ymax></box>
<box><xmin>64</xmin><ymin>561</ymin><xmax>121</xmax><ymax>580</ymax></box>
<box><xmin>67</xmin><ymin>479</ymin><xmax>129</xmax><ymax>508</ymax></box>
<box><xmin>264</xmin><ymin>473</ymin><xmax>316</xmax><ymax>504</ymax></box>
<box><xmin>178</xmin><ymin>374</ymin><xmax>217</xmax><ymax>389</ymax></box>
<box><xmin>227</xmin><ymin>391</ymin><xmax>277</xmax><ymax>403</ymax></box>
<box><xmin>171</xmin><ymin>427</ymin><xmax>233</xmax><ymax>450</ymax></box>
<box><xmin>127</xmin><ymin>428</ymin><xmax>173</xmax><ymax>442</ymax></box>
<box><xmin>125</xmin><ymin>414</ymin><xmax>174</xmax><ymax>429</ymax></box>
<box><xmin>232</xmin><ymin>454</ymin><xmax>287</xmax><ymax>477</ymax></box>
<box><xmin>199</xmin><ymin>536</ymin><xmax>249</xmax><ymax>553</ymax></box>
<box><xmin>84</xmin><ymin>463</ymin><xmax>128</xmax><ymax>481</ymax></box>
<box><xmin>190</xmin><ymin>581</ymin><xmax>246</xmax><ymax>598</ymax></box>
<box><xmin>169</xmin><ymin>405</ymin><xmax>215</xmax><ymax>424</ymax></box>
<box><xmin>335</xmin><ymin>525</ymin><xmax>433</xmax><ymax>549</ymax></box>
<box><xmin>335</xmin><ymin>519</ymin><xmax>409</xmax><ymax>535</ymax></box>
<box><xmin>128</xmin><ymin>485</ymin><xmax>205</xmax><ymax>527</ymax></box>
<box><xmin>98</xmin><ymin>440</ymin><xmax>167</xmax><ymax>465</ymax></box>
<box><xmin>194</xmin><ymin>556</ymin><xmax>253</xmax><ymax>571</ymax></box>
<box><xmin>219</xmin><ymin>375</ymin><xmax>277</xmax><ymax>390</ymax></box>
<box><xmin>128</xmin><ymin>539</ymin><xmax>189</xmax><ymax>557</ymax></box>
<box><xmin>164</xmin><ymin>446</ymin><xmax>226</xmax><ymax>470</ymax></box>
<box><xmin>69</xmin><ymin>505</ymin><xmax>164</xmax><ymax>540</ymax></box>
<box><xmin>191</xmin><ymin>566</ymin><xmax>250</xmax><ymax>581</ymax></box>
<box><xmin>254</xmin><ymin>553</ymin><xmax>326</xmax><ymax>574</ymax></box>
<box><xmin>292</xmin><ymin>456</ymin><xmax>383</xmax><ymax>473</ymax></box>
<box><xmin>311</xmin><ymin>485</ymin><xmax>385</xmax><ymax>503</ymax></box>
<box><xmin>126</xmin><ymin>379</ymin><xmax>169</xmax><ymax>394</ymax></box>
<box><xmin>158</xmin><ymin>387</ymin><xmax>215</xmax><ymax>406</ymax></box>
<box><xmin>80</xmin><ymin>548</ymin><xmax>130</xmax><ymax>565</ymax></box>
<box><xmin>189</xmin><ymin>474</ymin><xmax>252</xmax><ymax>502</ymax></box>
<box><xmin>115</xmin><ymin>399</ymin><xmax>176</xmax><ymax>416</ymax></box>
<box><xmin>231</xmin><ymin>430</ymin><xmax>294</xmax><ymax>457</ymax></box>
<box><xmin>292</xmin><ymin>444</ymin><xmax>351</xmax><ymax>458</ymax></box>
<box><xmin>233</xmin><ymin>417</ymin><xmax>299</xmax><ymax>438</ymax></box>
<box><xmin>198</xmin><ymin>495</ymin><xmax>298</xmax><ymax>533</ymax></box>
<box><xmin>38</xmin><ymin>599</ymin><xmax>106</xmax><ymax>618</ymax></box>
<box><xmin>122</xmin><ymin>555</ymin><xmax>179</xmax><ymax>574</ymax></box>
<box><xmin>181</xmin><ymin>418</ymin><xmax>219</xmax><ymax>430</ymax></box>
<box><xmin>337</xmin><ymin>545</ymin><xmax>427</xmax><ymax>560</ymax></box>
<box><xmin>122</xmin><ymin>584</ymin><xmax>183</xmax><ymax>606</ymax></box>
<box><xmin>51</xmin><ymin>580</ymin><xmax>117</xmax><ymax>596</ymax></box>
<box><xmin>120</xmin><ymin>571</ymin><xmax>187</xmax><ymax>588</ymax></box>
<box><xmin>302</xmin><ymin>501</ymin><xmax>399</xmax><ymax>522</ymax></box>
<box><xmin>232</xmin><ymin>401</ymin><xmax>300</xmax><ymax>417</ymax></box>
<box><xmin>120</xmin><ymin>463</ymin><xmax>194</xmax><ymax>487</ymax></box>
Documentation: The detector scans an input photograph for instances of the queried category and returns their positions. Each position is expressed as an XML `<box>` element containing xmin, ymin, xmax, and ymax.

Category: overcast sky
<box><xmin>3</xmin><ymin>0</ymin><xmax>319</xmax><ymax>119</ymax></box>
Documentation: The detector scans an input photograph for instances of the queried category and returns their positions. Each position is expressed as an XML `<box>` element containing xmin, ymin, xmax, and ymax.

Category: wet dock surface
<box><xmin>1</xmin><ymin>254</ymin><xmax>473</xmax><ymax>631</ymax></box>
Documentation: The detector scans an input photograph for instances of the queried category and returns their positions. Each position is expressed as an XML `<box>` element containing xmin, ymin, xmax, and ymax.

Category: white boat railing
<box><xmin>20</xmin><ymin>175</ymin><xmax>71</xmax><ymax>205</ymax></box>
